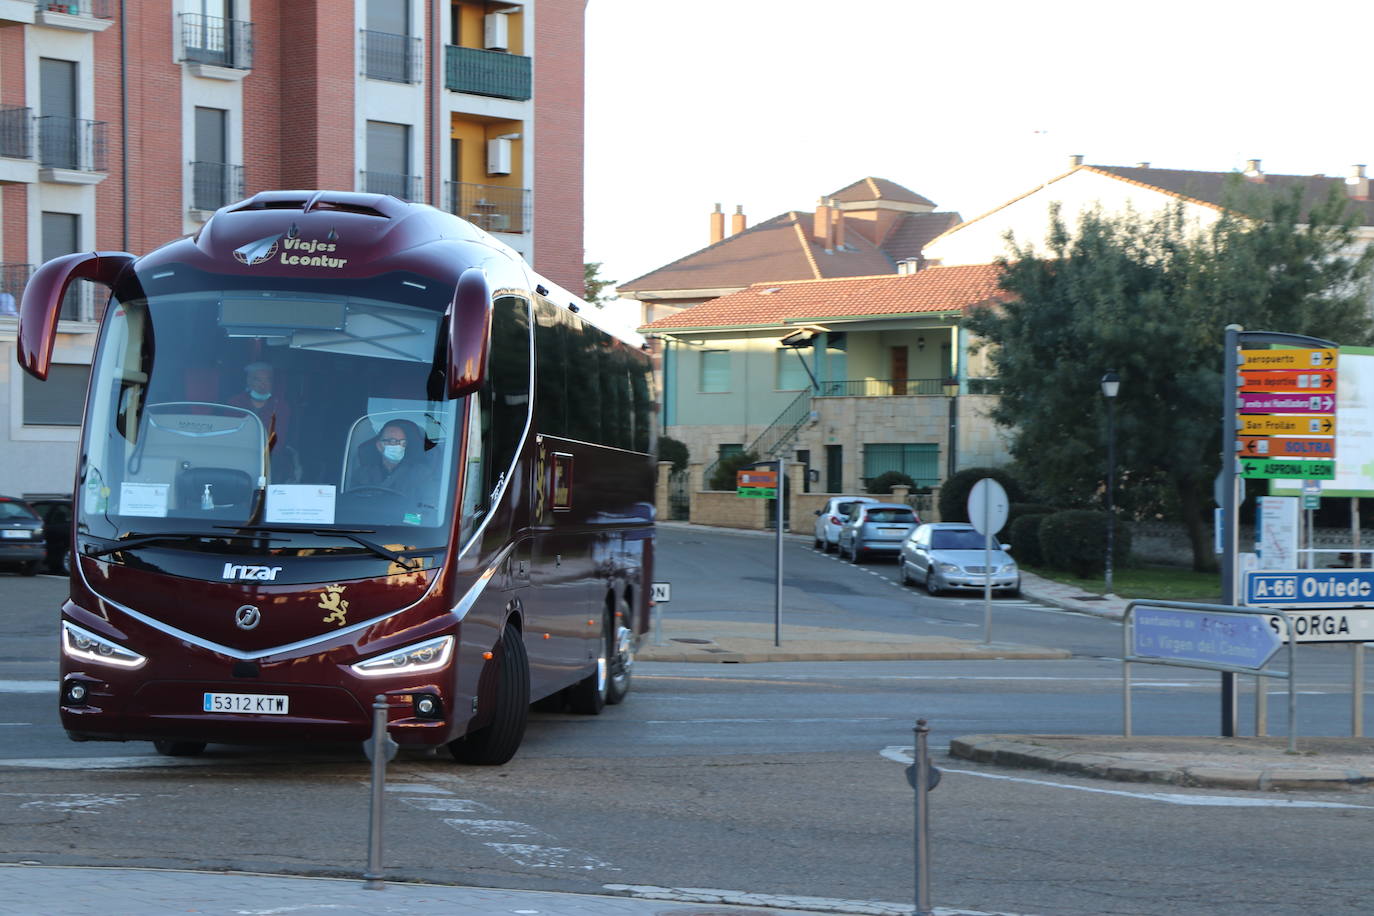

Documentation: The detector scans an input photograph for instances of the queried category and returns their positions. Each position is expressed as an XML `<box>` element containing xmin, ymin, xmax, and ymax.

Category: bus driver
<box><xmin>348</xmin><ymin>419</ymin><xmax>438</xmax><ymax>516</ymax></box>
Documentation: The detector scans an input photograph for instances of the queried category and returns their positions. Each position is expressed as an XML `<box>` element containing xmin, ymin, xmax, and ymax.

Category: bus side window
<box><xmin>461</xmin><ymin>296</ymin><xmax>530</xmax><ymax>543</ymax></box>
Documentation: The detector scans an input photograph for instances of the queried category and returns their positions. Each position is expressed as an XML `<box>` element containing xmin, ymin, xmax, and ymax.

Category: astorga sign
<box><xmin>1245</xmin><ymin>569</ymin><xmax>1374</xmax><ymax>608</ymax></box>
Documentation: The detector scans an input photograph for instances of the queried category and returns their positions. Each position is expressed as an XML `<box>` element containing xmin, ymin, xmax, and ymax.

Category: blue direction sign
<box><xmin>1132</xmin><ymin>607</ymin><xmax>1283</xmax><ymax>670</ymax></box>
<box><xmin>1245</xmin><ymin>569</ymin><xmax>1374</xmax><ymax>608</ymax></box>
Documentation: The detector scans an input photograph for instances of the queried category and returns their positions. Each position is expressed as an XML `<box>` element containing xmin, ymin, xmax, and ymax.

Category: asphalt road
<box><xmin>2</xmin><ymin>534</ymin><xmax>1374</xmax><ymax>915</ymax></box>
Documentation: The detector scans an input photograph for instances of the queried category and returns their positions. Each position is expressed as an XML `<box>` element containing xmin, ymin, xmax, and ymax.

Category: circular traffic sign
<box><xmin>967</xmin><ymin>478</ymin><xmax>1009</xmax><ymax>536</ymax></box>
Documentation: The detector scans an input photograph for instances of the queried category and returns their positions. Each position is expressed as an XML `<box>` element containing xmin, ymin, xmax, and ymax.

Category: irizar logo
<box><xmin>223</xmin><ymin>562</ymin><xmax>283</xmax><ymax>581</ymax></box>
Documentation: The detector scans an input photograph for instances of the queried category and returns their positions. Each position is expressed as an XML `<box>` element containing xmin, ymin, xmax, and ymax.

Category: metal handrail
<box><xmin>1122</xmin><ymin>600</ymin><xmax>1297</xmax><ymax>752</ymax></box>
<box><xmin>361</xmin><ymin>170</ymin><xmax>421</xmax><ymax>202</ymax></box>
<box><xmin>443</xmin><ymin>181</ymin><xmax>529</xmax><ymax>233</ymax></box>
<box><xmin>361</xmin><ymin>29</ymin><xmax>421</xmax><ymax>83</ymax></box>
<box><xmin>35</xmin><ymin>116</ymin><xmax>107</xmax><ymax>171</ymax></box>
<box><xmin>179</xmin><ymin>12</ymin><xmax>254</xmax><ymax>70</ymax></box>
<box><xmin>191</xmin><ymin>161</ymin><xmax>245</xmax><ymax>211</ymax></box>
<box><xmin>701</xmin><ymin>389</ymin><xmax>811</xmax><ymax>489</ymax></box>
<box><xmin>0</xmin><ymin>106</ymin><xmax>32</xmax><ymax>160</ymax></box>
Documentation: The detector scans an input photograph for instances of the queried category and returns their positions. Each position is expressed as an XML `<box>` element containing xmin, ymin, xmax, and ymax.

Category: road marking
<box><xmin>0</xmin><ymin>792</ymin><xmax>139</xmax><ymax>812</ymax></box>
<box><xmin>0</xmin><ymin>756</ymin><xmax>208</xmax><ymax>769</ymax></box>
<box><xmin>603</xmin><ymin>883</ymin><xmax>1025</xmax><ymax>916</ymax></box>
<box><xmin>401</xmin><ymin>795</ymin><xmax>619</xmax><ymax>872</ymax></box>
<box><xmin>881</xmin><ymin>747</ymin><xmax>1374</xmax><ymax>809</ymax></box>
<box><xmin>0</xmin><ymin>681</ymin><xmax>58</xmax><ymax>694</ymax></box>
<box><xmin>642</xmin><ymin>673</ymin><xmax>1205</xmax><ymax>685</ymax></box>
<box><xmin>645</xmin><ymin>716</ymin><xmax>900</xmax><ymax>725</ymax></box>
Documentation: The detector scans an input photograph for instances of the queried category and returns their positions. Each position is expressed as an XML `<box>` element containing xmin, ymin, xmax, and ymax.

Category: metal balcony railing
<box><xmin>361</xmin><ymin>170</ymin><xmax>421</xmax><ymax>201</ymax></box>
<box><xmin>34</xmin><ymin>0</ymin><xmax>112</xmax><ymax>19</ymax></box>
<box><xmin>361</xmin><ymin>30</ymin><xmax>421</xmax><ymax>83</ymax></box>
<box><xmin>36</xmin><ymin>116</ymin><xmax>107</xmax><ymax>172</ymax></box>
<box><xmin>191</xmin><ymin>161</ymin><xmax>244</xmax><ymax>211</ymax></box>
<box><xmin>180</xmin><ymin>12</ymin><xmax>254</xmax><ymax>70</ymax></box>
<box><xmin>0</xmin><ymin>264</ymin><xmax>32</xmax><ymax>318</ymax></box>
<box><xmin>444</xmin><ymin>181</ymin><xmax>529</xmax><ymax>233</ymax></box>
<box><xmin>815</xmin><ymin>378</ymin><xmax>947</xmax><ymax>397</ymax></box>
<box><xmin>444</xmin><ymin>46</ymin><xmax>532</xmax><ymax>100</ymax></box>
<box><xmin>0</xmin><ymin>106</ymin><xmax>32</xmax><ymax>160</ymax></box>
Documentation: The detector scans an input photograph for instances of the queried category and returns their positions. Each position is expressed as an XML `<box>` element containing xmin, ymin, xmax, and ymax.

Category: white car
<box><xmin>812</xmin><ymin>496</ymin><xmax>880</xmax><ymax>552</ymax></box>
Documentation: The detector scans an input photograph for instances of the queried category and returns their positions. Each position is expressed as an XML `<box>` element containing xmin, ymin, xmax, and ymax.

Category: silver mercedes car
<box><xmin>898</xmin><ymin>522</ymin><xmax>1020</xmax><ymax>596</ymax></box>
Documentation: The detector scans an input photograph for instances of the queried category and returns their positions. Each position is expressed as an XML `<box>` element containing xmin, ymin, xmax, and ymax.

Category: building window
<box><xmin>862</xmin><ymin>443</ymin><xmax>939</xmax><ymax>488</ymax></box>
<box><xmin>364</xmin><ymin>121</ymin><xmax>415</xmax><ymax>200</ymax></box>
<box><xmin>23</xmin><ymin>363</ymin><xmax>88</xmax><ymax>426</ymax></box>
<box><xmin>699</xmin><ymin>350</ymin><xmax>729</xmax><ymax>393</ymax></box>
<box><xmin>364</xmin><ymin>0</ymin><xmax>418</xmax><ymax>83</ymax></box>
<box><xmin>38</xmin><ymin>58</ymin><xmax>78</xmax><ymax>170</ymax></box>
<box><xmin>717</xmin><ymin>443</ymin><xmax>743</xmax><ymax>461</ymax></box>
<box><xmin>192</xmin><ymin>107</ymin><xmax>240</xmax><ymax>211</ymax></box>
<box><xmin>41</xmin><ymin>211</ymin><xmax>84</xmax><ymax>321</ymax></box>
<box><xmin>775</xmin><ymin>348</ymin><xmax>810</xmax><ymax>391</ymax></box>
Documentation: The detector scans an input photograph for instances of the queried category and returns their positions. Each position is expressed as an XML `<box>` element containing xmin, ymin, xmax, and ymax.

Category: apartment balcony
<box><xmin>33</xmin><ymin>0</ymin><xmax>112</xmax><ymax>31</ymax></box>
<box><xmin>445</xmin><ymin>46</ymin><xmax>531</xmax><ymax>101</ymax></box>
<box><xmin>361</xmin><ymin>30</ymin><xmax>421</xmax><ymax>83</ymax></box>
<box><xmin>0</xmin><ymin>106</ymin><xmax>38</xmax><ymax>184</ymax></box>
<box><xmin>36</xmin><ymin>116</ymin><xmax>107</xmax><ymax>184</ymax></box>
<box><xmin>361</xmin><ymin>170</ymin><xmax>421</xmax><ymax>202</ymax></box>
<box><xmin>0</xmin><ymin>263</ymin><xmax>32</xmax><ymax>320</ymax></box>
<box><xmin>179</xmin><ymin>12</ymin><xmax>254</xmax><ymax>76</ymax></box>
<box><xmin>191</xmin><ymin>161</ymin><xmax>245</xmax><ymax>213</ymax></box>
<box><xmin>444</xmin><ymin>181</ymin><xmax>529</xmax><ymax>233</ymax></box>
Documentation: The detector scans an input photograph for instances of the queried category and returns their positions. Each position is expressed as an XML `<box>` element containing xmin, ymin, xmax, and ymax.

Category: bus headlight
<box><xmin>350</xmin><ymin>635</ymin><xmax>453</xmax><ymax>678</ymax></box>
<box><xmin>61</xmin><ymin>621</ymin><xmax>147</xmax><ymax>669</ymax></box>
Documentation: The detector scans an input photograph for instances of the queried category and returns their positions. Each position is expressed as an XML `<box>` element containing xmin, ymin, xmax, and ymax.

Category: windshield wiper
<box><xmin>214</xmin><ymin>525</ymin><xmax>425</xmax><ymax>570</ymax></box>
<box><xmin>86</xmin><ymin>530</ymin><xmax>287</xmax><ymax>559</ymax></box>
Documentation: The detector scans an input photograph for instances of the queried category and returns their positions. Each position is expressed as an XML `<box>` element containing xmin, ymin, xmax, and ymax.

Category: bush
<box><xmin>708</xmin><ymin>450</ymin><xmax>760</xmax><ymax>491</ymax></box>
<box><xmin>937</xmin><ymin>467</ymin><xmax>1025</xmax><ymax>522</ymax></box>
<box><xmin>657</xmin><ymin>436</ymin><xmax>689</xmax><ymax>473</ymax></box>
<box><xmin>1007</xmin><ymin>502</ymin><xmax>1056</xmax><ymax>533</ymax></box>
<box><xmin>1038</xmin><ymin>509</ymin><xmax>1132</xmax><ymax>577</ymax></box>
<box><xmin>866</xmin><ymin>470</ymin><xmax>916</xmax><ymax>496</ymax></box>
<box><xmin>1007</xmin><ymin>512</ymin><xmax>1051</xmax><ymax>567</ymax></box>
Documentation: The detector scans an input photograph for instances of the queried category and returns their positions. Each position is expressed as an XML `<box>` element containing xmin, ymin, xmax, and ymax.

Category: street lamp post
<box><xmin>1101</xmin><ymin>371</ymin><xmax>1120</xmax><ymax>597</ymax></box>
<box><xmin>943</xmin><ymin>376</ymin><xmax>959</xmax><ymax>481</ymax></box>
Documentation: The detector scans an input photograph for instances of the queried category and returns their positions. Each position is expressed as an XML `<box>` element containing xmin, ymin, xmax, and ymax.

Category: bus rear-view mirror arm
<box><xmin>447</xmin><ymin>266</ymin><xmax>492</xmax><ymax>398</ymax></box>
<box><xmin>18</xmin><ymin>251</ymin><xmax>136</xmax><ymax>380</ymax></box>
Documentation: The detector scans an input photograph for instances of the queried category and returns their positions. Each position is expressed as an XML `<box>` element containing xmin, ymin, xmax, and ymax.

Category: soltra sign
<box><xmin>1245</xmin><ymin>570</ymin><xmax>1374</xmax><ymax>608</ymax></box>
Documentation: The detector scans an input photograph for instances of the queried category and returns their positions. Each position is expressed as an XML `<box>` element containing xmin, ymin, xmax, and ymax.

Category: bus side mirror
<box><xmin>18</xmin><ymin>251</ymin><xmax>134</xmax><ymax>380</ymax></box>
<box><xmin>447</xmin><ymin>267</ymin><xmax>492</xmax><ymax>399</ymax></box>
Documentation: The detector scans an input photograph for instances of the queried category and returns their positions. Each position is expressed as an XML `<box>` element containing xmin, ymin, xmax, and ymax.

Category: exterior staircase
<box><xmin>701</xmin><ymin>389</ymin><xmax>812</xmax><ymax>488</ymax></box>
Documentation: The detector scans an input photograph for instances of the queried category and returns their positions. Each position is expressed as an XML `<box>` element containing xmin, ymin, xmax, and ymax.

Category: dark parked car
<box><xmin>837</xmin><ymin>502</ymin><xmax>920</xmax><ymax>563</ymax></box>
<box><xmin>26</xmin><ymin>496</ymin><xmax>73</xmax><ymax>574</ymax></box>
<box><xmin>0</xmin><ymin>496</ymin><xmax>46</xmax><ymax>576</ymax></box>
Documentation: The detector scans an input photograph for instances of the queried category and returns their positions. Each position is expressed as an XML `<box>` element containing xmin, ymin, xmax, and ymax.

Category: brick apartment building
<box><xmin>0</xmin><ymin>0</ymin><xmax>585</xmax><ymax>497</ymax></box>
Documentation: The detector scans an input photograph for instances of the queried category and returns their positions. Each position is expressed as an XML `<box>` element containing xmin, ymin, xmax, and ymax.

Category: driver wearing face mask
<box><xmin>349</xmin><ymin>419</ymin><xmax>437</xmax><ymax>514</ymax></box>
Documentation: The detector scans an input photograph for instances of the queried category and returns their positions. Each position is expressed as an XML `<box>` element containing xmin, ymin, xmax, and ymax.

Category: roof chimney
<box><xmin>1135</xmin><ymin>161</ymin><xmax>1151</xmax><ymax>168</ymax></box>
<box><xmin>731</xmin><ymin>204</ymin><xmax>747</xmax><ymax>236</ymax></box>
<box><xmin>709</xmin><ymin>203</ymin><xmax>724</xmax><ymax>245</ymax></box>
<box><xmin>1068</xmin><ymin>154</ymin><xmax>1084</xmax><ymax>168</ymax></box>
<box><xmin>1245</xmin><ymin>159</ymin><xmax>1264</xmax><ymax>182</ymax></box>
<box><xmin>1348</xmin><ymin>164</ymin><xmax>1369</xmax><ymax>201</ymax></box>
<box><xmin>832</xmin><ymin>202</ymin><xmax>846</xmax><ymax>250</ymax></box>
<box><xmin>813</xmin><ymin>198</ymin><xmax>834</xmax><ymax>251</ymax></box>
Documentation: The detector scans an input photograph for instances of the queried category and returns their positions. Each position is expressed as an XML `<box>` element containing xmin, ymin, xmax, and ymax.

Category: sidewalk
<box><xmin>0</xmin><ymin>864</ymin><xmax>946</xmax><ymax>916</ymax></box>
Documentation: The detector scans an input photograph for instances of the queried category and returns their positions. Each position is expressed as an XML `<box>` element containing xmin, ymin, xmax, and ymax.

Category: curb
<box><xmin>638</xmin><ymin>645</ymin><xmax>1072</xmax><ymax>663</ymax></box>
<box><xmin>949</xmin><ymin>736</ymin><xmax>1374</xmax><ymax>791</ymax></box>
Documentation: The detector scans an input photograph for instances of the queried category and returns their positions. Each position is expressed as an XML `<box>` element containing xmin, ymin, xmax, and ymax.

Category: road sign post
<box><xmin>967</xmin><ymin>478</ymin><xmax>1009</xmax><ymax>646</ymax></box>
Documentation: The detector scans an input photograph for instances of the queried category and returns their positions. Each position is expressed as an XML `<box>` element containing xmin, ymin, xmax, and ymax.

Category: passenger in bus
<box><xmin>348</xmin><ymin>419</ymin><xmax>438</xmax><ymax>511</ymax></box>
<box><xmin>229</xmin><ymin>361</ymin><xmax>293</xmax><ymax>448</ymax></box>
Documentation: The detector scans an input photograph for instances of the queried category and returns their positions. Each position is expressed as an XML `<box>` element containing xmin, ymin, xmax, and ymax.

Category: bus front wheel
<box><xmin>450</xmin><ymin>622</ymin><xmax>529</xmax><ymax>765</ymax></box>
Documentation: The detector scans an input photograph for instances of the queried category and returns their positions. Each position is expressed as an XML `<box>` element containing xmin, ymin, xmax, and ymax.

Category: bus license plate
<box><xmin>203</xmin><ymin>693</ymin><xmax>289</xmax><ymax>714</ymax></box>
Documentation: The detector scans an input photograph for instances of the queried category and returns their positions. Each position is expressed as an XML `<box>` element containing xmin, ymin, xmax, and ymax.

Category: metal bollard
<box><xmin>363</xmin><ymin>695</ymin><xmax>390</xmax><ymax>890</ymax></box>
<box><xmin>910</xmin><ymin>718</ymin><xmax>938</xmax><ymax>916</ymax></box>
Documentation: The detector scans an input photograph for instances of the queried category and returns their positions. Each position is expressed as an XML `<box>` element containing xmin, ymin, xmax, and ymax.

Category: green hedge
<box><xmin>657</xmin><ymin>436</ymin><xmax>689</xmax><ymax>473</ymax></box>
<box><xmin>937</xmin><ymin>467</ymin><xmax>1025</xmax><ymax>522</ymax></box>
<box><xmin>1007</xmin><ymin>512</ymin><xmax>1051</xmax><ymax>567</ymax></box>
<box><xmin>866</xmin><ymin>470</ymin><xmax>916</xmax><ymax>495</ymax></box>
<box><xmin>709</xmin><ymin>451</ymin><xmax>760</xmax><ymax>491</ymax></box>
<box><xmin>1038</xmin><ymin>509</ymin><xmax>1132</xmax><ymax>577</ymax></box>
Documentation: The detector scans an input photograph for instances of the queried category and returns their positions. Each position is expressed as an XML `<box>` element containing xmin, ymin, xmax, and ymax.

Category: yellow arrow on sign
<box><xmin>1239</xmin><ymin>348</ymin><xmax>1338</xmax><ymax>370</ymax></box>
<box><xmin>1238</xmin><ymin>415</ymin><xmax>1336</xmax><ymax>436</ymax></box>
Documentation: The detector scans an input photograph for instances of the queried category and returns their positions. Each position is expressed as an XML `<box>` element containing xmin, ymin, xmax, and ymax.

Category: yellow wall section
<box><xmin>450</xmin><ymin>117</ymin><xmax>524</xmax><ymax>187</ymax></box>
<box><xmin>453</xmin><ymin>2</ymin><xmax>524</xmax><ymax>55</ymax></box>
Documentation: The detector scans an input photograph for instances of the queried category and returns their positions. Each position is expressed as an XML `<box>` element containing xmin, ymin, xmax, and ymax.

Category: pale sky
<box><xmin>583</xmin><ymin>0</ymin><xmax>1371</xmax><ymax>329</ymax></box>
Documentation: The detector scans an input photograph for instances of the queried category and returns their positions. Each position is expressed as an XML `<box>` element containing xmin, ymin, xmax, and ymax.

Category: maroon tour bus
<box><xmin>16</xmin><ymin>191</ymin><xmax>655</xmax><ymax>764</ymax></box>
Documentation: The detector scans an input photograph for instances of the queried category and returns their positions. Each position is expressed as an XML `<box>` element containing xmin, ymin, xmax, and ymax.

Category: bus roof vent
<box><xmin>226</xmin><ymin>191</ymin><xmax>403</xmax><ymax>220</ymax></box>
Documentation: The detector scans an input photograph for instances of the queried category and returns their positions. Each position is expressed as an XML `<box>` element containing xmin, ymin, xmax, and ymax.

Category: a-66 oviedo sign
<box><xmin>1245</xmin><ymin>569</ymin><xmax>1374</xmax><ymax>608</ymax></box>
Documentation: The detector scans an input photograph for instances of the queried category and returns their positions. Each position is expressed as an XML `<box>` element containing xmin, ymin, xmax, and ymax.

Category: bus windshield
<box><xmin>80</xmin><ymin>267</ymin><xmax>460</xmax><ymax>554</ymax></box>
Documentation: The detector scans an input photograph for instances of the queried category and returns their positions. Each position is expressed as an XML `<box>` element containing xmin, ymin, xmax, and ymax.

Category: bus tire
<box><xmin>567</xmin><ymin>612</ymin><xmax>610</xmax><ymax>715</ymax></box>
<box><xmin>450</xmin><ymin>622</ymin><xmax>528</xmax><ymax>766</ymax></box>
<box><xmin>153</xmin><ymin>739</ymin><xmax>206</xmax><ymax>757</ymax></box>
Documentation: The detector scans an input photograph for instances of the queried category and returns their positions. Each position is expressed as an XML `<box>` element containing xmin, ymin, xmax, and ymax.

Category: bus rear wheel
<box><xmin>568</xmin><ymin>612</ymin><xmax>612</xmax><ymax>715</ymax></box>
<box><xmin>450</xmin><ymin>622</ymin><xmax>529</xmax><ymax>765</ymax></box>
<box><xmin>606</xmin><ymin>610</ymin><xmax>633</xmax><ymax>707</ymax></box>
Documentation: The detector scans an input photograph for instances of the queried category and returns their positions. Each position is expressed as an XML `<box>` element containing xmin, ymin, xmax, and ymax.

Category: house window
<box><xmin>192</xmin><ymin>106</ymin><xmax>233</xmax><ymax>211</ymax></box>
<box><xmin>862</xmin><ymin>443</ymin><xmax>939</xmax><ymax>488</ymax></box>
<box><xmin>717</xmin><ymin>443</ymin><xmax>743</xmax><ymax>461</ymax></box>
<box><xmin>23</xmin><ymin>363</ymin><xmax>87</xmax><ymax>426</ymax></box>
<box><xmin>365</xmin><ymin>121</ymin><xmax>413</xmax><ymax>199</ymax></box>
<box><xmin>41</xmin><ymin>211</ymin><xmax>83</xmax><ymax>321</ymax></box>
<box><xmin>775</xmin><ymin>348</ymin><xmax>809</xmax><ymax>391</ymax></box>
<box><xmin>699</xmin><ymin>349</ymin><xmax>729</xmax><ymax>393</ymax></box>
